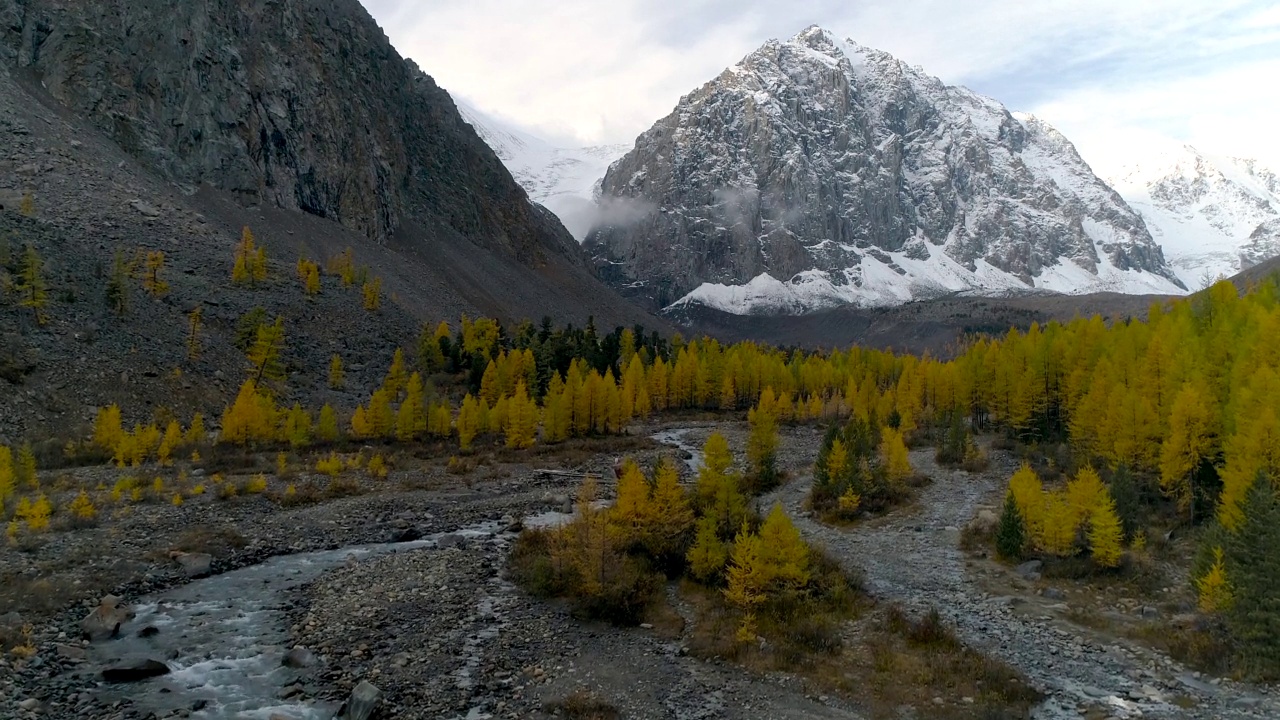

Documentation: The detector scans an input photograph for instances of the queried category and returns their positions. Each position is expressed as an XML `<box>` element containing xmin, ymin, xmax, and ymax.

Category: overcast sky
<box><xmin>363</xmin><ymin>0</ymin><xmax>1280</xmax><ymax>173</ymax></box>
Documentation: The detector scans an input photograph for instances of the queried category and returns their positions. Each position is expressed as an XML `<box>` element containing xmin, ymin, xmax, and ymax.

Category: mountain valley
<box><xmin>2</xmin><ymin>5</ymin><xmax>1280</xmax><ymax>720</ymax></box>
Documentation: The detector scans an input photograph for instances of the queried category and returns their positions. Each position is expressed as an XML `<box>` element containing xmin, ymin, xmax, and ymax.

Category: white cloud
<box><xmin>364</xmin><ymin>0</ymin><xmax>1280</xmax><ymax>167</ymax></box>
<box><xmin>1031</xmin><ymin>57</ymin><xmax>1280</xmax><ymax>174</ymax></box>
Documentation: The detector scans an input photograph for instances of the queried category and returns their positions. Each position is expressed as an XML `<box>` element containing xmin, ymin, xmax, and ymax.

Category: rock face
<box><xmin>1106</xmin><ymin>146</ymin><xmax>1280</xmax><ymax>287</ymax></box>
<box><xmin>584</xmin><ymin>26</ymin><xmax>1184</xmax><ymax>313</ymax></box>
<box><xmin>0</xmin><ymin>0</ymin><xmax>579</xmax><ymax>265</ymax></box>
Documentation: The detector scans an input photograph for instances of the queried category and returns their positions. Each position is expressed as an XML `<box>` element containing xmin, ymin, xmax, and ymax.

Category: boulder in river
<box><xmin>172</xmin><ymin>551</ymin><xmax>214</xmax><ymax>578</ymax></box>
<box><xmin>81</xmin><ymin>595</ymin><xmax>134</xmax><ymax>642</ymax></box>
<box><xmin>437</xmin><ymin>533</ymin><xmax>466</xmax><ymax>549</ymax></box>
<box><xmin>338</xmin><ymin>680</ymin><xmax>381</xmax><ymax>720</ymax></box>
<box><xmin>389</xmin><ymin>527</ymin><xmax>422</xmax><ymax>543</ymax></box>
<box><xmin>103</xmin><ymin>658</ymin><xmax>170</xmax><ymax>682</ymax></box>
<box><xmin>282</xmin><ymin>646</ymin><xmax>317</xmax><ymax>668</ymax></box>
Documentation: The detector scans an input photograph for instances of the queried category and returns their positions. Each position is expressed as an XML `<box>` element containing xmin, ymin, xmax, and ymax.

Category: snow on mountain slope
<box><xmin>583</xmin><ymin>26</ymin><xmax>1186</xmax><ymax>315</ymax></box>
<box><xmin>456</xmin><ymin>101</ymin><xmax>629</xmax><ymax>240</ymax></box>
<box><xmin>1105</xmin><ymin>145</ymin><xmax>1280</xmax><ymax>289</ymax></box>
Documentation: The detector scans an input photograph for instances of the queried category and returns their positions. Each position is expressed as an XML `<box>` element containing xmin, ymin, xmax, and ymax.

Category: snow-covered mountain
<box><xmin>1104</xmin><ymin>145</ymin><xmax>1280</xmax><ymax>289</ymax></box>
<box><xmin>582</xmin><ymin>26</ymin><xmax>1186</xmax><ymax>314</ymax></box>
<box><xmin>456</xmin><ymin>101</ymin><xmax>629</xmax><ymax>240</ymax></box>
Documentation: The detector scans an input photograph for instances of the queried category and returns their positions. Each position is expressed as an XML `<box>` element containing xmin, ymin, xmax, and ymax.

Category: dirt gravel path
<box><xmin>760</xmin><ymin>446</ymin><xmax>1279</xmax><ymax>720</ymax></box>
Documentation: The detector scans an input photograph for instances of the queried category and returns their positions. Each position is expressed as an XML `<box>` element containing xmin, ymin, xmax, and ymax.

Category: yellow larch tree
<box><xmin>141</xmin><ymin>250</ymin><xmax>169</xmax><ymax>296</ymax></box>
<box><xmin>1065</xmin><ymin>466</ymin><xmax>1107</xmax><ymax>527</ymax></box>
<box><xmin>68</xmin><ymin>490</ymin><xmax>97</xmax><ymax>524</ymax></box>
<box><xmin>879</xmin><ymin>426</ymin><xmax>912</xmax><ymax>483</ymax></box>
<box><xmin>1159</xmin><ymin>381</ymin><xmax>1217</xmax><ymax>523</ymax></box>
<box><xmin>383</xmin><ymin>348</ymin><xmax>408</xmax><ymax>398</ymax></box>
<box><xmin>246</xmin><ymin>316</ymin><xmax>286</xmax><ymax>386</ymax></box>
<box><xmin>0</xmin><ymin>446</ymin><xmax>13</xmax><ymax>504</ymax></box>
<box><xmin>366</xmin><ymin>389</ymin><xmax>395</xmax><ymax>439</ymax></box>
<box><xmin>220</xmin><ymin>381</ymin><xmax>279</xmax><ymax>445</ymax></box>
<box><xmin>1087</xmin><ymin>493</ymin><xmax>1124</xmax><ymax>568</ymax></box>
<box><xmin>648</xmin><ymin>458</ymin><xmax>694</xmax><ymax>557</ymax></box>
<box><xmin>282</xmin><ymin>404</ymin><xmax>312</xmax><ymax>448</ymax></box>
<box><xmin>16</xmin><ymin>244</ymin><xmax>48</xmax><ymax>324</ymax></box>
<box><xmin>1217</xmin><ymin>368</ymin><xmax>1280</xmax><ymax>531</ymax></box>
<box><xmin>424</xmin><ymin>400</ymin><xmax>451</xmax><ymax>439</ymax></box>
<box><xmin>396</xmin><ymin>372</ymin><xmax>427</xmax><ymax>441</ymax></box>
<box><xmin>609</xmin><ymin>459</ymin><xmax>652</xmax><ymax>548</ymax></box>
<box><xmin>1007</xmin><ymin>463</ymin><xmax>1045</xmax><ymax>540</ymax></box>
<box><xmin>479</xmin><ymin>361</ymin><xmax>501</xmax><ymax>407</ymax></box>
<box><xmin>1196</xmin><ymin>546</ymin><xmax>1233</xmax><ymax>613</ymax></box>
<box><xmin>687</xmin><ymin>515</ymin><xmax>730</xmax><ymax>581</ymax></box>
<box><xmin>232</xmin><ymin>226</ymin><xmax>267</xmax><ymax>286</ymax></box>
<box><xmin>1038</xmin><ymin>490</ymin><xmax>1078</xmax><ymax>557</ymax></box>
<box><xmin>15</xmin><ymin>443</ymin><xmax>37</xmax><ymax>489</ymax></box>
<box><xmin>25</xmin><ymin>494</ymin><xmax>52</xmax><ymax>531</ymax></box>
<box><xmin>93</xmin><ymin>404</ymin><xmax>125</xmax><ymax>452</ymax></box>
<box><xmin>157</xmin><ymin>421</ymin><xmax>183</xmax><ymax>465</ymax></box>
<box><xmin>362</xmin><ymin>276</ymin><xmax>382</xmax><ymax>311</ymax></box>
<box><xmin>695</xmin><ymin>432</ymin><xmax>735</xmax><ymax>507</ymax></box>
<box><xmin>757</xmin><ymin>503</ymin><xmax>810</xmax><ymax>589</ymax></box>
<box><xmin>186</xmin><ymin>413</ymin><xmax>206</xmax><ymax>446</ymax></box>
<box><xmin>297</xmin><ymin>258</ymin><xmax>321</xmax><ymax>295</ymax></box>
<box><xmin>457</xmin><ymin>394</ymin><xmax>482</xmax><ymax>451</ymax></box>
<box><xmin>746</xmin><ymin>387</ymin><xmax>779</xmax><ymax>487</ymax></box>
<box><xmin>505</xmin><ymin>382</ymin><xmax>539</xmax><ymax>449</ymax></box>
<box><xmin>316</xmin><ymin>404</ymin><xmax>340</xmax><ymax>443</ymax></box>
<box><xmin>348</xmin><ymin>405</ymin><xmax>370</xmax><ymax>439</ymax></box>
<box><xmin>490</xmin><ymin>396</ymin><xmax>510</xmax><ymax>436</ymax></box>
<box><xmin>328</xmin><ymin>354</ymin><xmax>345</xmax><ymax>390</ymax></box>
<box><xmin>724</xmin><ymin>523</ymin><xmax>769</xmax><ymax>642</ymax></box>
<box><xmin>540</xmin><ymin>375</ymin><xmax>571</xmax><ymax>443</ymax></box>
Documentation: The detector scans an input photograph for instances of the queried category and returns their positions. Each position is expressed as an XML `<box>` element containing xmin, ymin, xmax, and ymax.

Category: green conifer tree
<box><xmin>995</xmin><ymin>492</ymin><xmax>1026</xmax><ymax>561</ymax></box>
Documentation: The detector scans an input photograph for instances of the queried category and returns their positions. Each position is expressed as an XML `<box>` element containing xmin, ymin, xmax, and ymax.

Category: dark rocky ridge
<box><xmin>0</xmin><ymin>0</ymin><xmax>578</xmax><ymax>265</ymax></box>
<box><xmin>0</xmin><ymin>1</ymin><xmax>663</xmax><ymax>441</ymax></box>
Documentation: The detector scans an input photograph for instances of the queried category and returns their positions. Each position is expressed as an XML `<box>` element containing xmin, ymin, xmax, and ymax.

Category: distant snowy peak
<box><xmin>1104</xmin><ymin>145</ymin><xmax>1280</xmax><ymax>287</ymax></box>
<box><xmin>456</xmin><ymin>101</ymin><xmax>630</xmax><ymax>240</ymax></box>
<box><xmin>584</xmin><ymin>26</ymin><xmax>1185</xmax><ymax>315</ymax></box>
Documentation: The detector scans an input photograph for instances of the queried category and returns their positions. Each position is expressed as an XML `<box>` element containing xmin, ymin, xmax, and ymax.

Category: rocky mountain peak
<box><xmin>1105</xmin><ymin>143</ymin><xmax>1280</xmax><ymax>286</ymax></box>
<box><xmin>583</xmin><ymin>28</ymin><xmax>1185</xmax><ymax>314</ymax></box>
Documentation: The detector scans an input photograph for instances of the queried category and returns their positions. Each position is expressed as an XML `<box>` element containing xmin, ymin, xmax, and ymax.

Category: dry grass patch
<box><xmin>1128</xmin><ymin>618</ymin><xmax>1234</xmax><ymax>677</ymax></box>
<box><xmin>542</xmin><ymin>690</ymin><xmax>620</xmax><ymax>720</ymax></box>
<box><xmin>682</xmin><ymin>584</ymin><xmax>1040</xmax><ymax>719</ymax></box>
<box><xmin>171</xmin><ymin>524</ymin><xmax>247</xmax><ymax>556</ymax></box>
<box><xmin>0</xmin><ymin>574</ymin><xmax>84</xmax><ymax>617</ymax></box>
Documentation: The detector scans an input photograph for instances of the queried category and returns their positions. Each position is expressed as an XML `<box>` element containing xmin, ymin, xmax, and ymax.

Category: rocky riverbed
<box><xmin>4</xmin><ymin>423</ymin><xmax>1278</xmax><ymax>720</ymax></box>
<box><xmin>761</xmin><ymin>443</ymin><xmax>1280</xmax><ymax>720</ymax></box>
